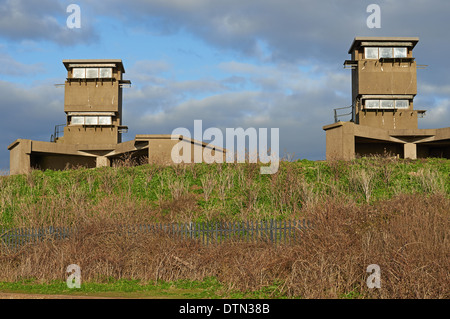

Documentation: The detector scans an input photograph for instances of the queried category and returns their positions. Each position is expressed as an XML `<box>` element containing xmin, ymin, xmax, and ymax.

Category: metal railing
<box><xmin>334</xmin><ymin>105</ymin><xmax>354</xmax><ymax>123</ymax></box>
<box><xmin>50</xmin><ymin>124</ymin><xmax>66</xmax><ymax>142</ymax></box>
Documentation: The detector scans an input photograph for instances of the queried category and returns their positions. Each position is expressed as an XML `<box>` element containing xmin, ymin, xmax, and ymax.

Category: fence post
<box><xmin>269</xmin><ymin>219</ymin><xmax>274</xmax><ymax>243</ymax></box>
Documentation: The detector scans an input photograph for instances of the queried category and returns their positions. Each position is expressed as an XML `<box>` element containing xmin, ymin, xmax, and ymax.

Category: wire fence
<box><xmin>0</xmin><ymin>219</ymin><xmax>313</xmax><ymax>250</ymax></box>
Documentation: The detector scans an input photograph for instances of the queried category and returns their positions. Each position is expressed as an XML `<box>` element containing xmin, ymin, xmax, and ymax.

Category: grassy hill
<box><xmin>0</xmin><ymin>157</ymin><xmax>449</xmax><ymax>298</ymax></box>
<box><xmin>1</xmin><ymin>157</ymin><xmax>449</xmax><ymax>228</ymax></box>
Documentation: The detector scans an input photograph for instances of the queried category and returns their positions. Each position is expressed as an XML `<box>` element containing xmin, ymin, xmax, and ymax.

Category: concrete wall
<box><xmin>147</xmin><ymin>137</ymin><xmax>226</xmax><ymax>165</ymax></box>
<box><xmin>324</xmin><ymin>123</ymin><xmax>355</xmax><ymax>160</ymax></box>
<box><xmin>355</xmin><ymin>60</ymin><xmax>417</xmax><ymax>96</ymax></box>
<box><xmin>62</xmin><ymin>126</ymin><xmax>119</xmax><ymax>145</ymax></box>
<box><xmin>9</xmin><ymin>139</ymin><xmax>31</xmax><ymax>175</ymax></box>
<box><xmin>356</xmin><ymin>109</ymin><xmax>418</xmax><ymax>130</ymax></box>
<box><xmin>64</xmin><ymin>81</ymin><xmax>121</xmax><ymax>112</ymax></box>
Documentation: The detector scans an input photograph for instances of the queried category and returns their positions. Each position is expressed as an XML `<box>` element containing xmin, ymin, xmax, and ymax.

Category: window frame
<box><xmin>70</xmin><ymin>115</ymin><xmax>113</xmax><ymax>126</ymax></box>
<box><xmin>364</xmin><ymin>47</ymin><xmax>379</xmax><ymax>59</ymax></box>
<box><xmin>364</xmin><ymin>47</ymin><xmax>408</xmax><ymax>59</ymax></box>
<box><xmin>380</xmin><ymin>100</ymin><xmax>395</xmax><ymax>109</ymax></box>
<box><xmin>72</xmin><ymin>68</ymin><xmax>86</xmax><ymax>79</ymax></box>
<box><xmin>393</xmin><ymin>47</ymin><xmax>407</xmax><ymax>58</ymax></box>
<box><xmin>365</xmin><ymin>100</ymin><xmax>380</xmax><ymax>109</ymax></box>
<box><xmin>364</xmin><ymin>99</ymin><xmax>410</xmax><ymax>110</ymax></box>
<box><xmin>394</xmin><ymin>100</ymin><xmax>409</xmax><ymax>109</ymax></box>
<box><xmin>71</xmin><ymin>116</ymin><xmax>85</xmax><ymax>125</ymax></box>
<box><xmin>72</xmin><ymin>67</ymin><xmax>114</xmax><ymax>79</ymax></box>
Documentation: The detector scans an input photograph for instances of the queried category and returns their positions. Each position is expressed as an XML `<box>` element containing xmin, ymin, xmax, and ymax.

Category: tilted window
<box><xmin>99</xmin><ymin>68</ymin><xmax>112</xmax><ymax>78</ymax></box>
<box><xmin>393</xmin><ymin>47</ymin><xmax>407</xmax><ymax>58</ymax></box>
<box><xmin>365</xmin><ymin>47</ymin><xmax>408</xmax><ymax>59</ymax></box>
<box><xmin>395</xmin><ymin>100</ymin><xmax>409</xmax><ymax>109</ymax></box>
<box><xmin>98</xmin><ymin>116</ymin><xmax>112</xmax><ymax>125</ymax></box>
<box><xmin>72</xmin><ymin>68</ymin><xmax>86</xmax><ymax>78</ymax></box>
<box><xmin>72</xmin><ymin>67</ymin><xmax>113</xmax><ymax>79</ymax></box>
<box><xmin>364</xmin><ymin>99</ymin><xmax>410</xmax><ymax>110</ymax></box>
<box><xmin>85</xmin><ymin>116</ymin><xmax>99</xmax><ymax>125</ymax></box>
<box><xmin>365</xmin><ymin>47</ymin><xmax>379</xmax><ymax>59</ymax></box>
<box><xmin>70</xmin><ymin>115</ymin><xmax>113</xmax><ymax>126</ymax></box>
<box><xmin>365</xmin><ymin>100</ymin><xmax>380</xmax><ymax>109</ymax></box>
<box><xmin>86</xmin><ymin>68</ymin><xmax>99</xmax><ymax>79</ymax></box>
<box><xmin>380</xmin><ymin>100</ymin><xmax>394</xmax><ymax>109</ymax></box>
<box><xmin>71</xmin><ymin>116</ymin><xmax>85</xmax><ymax>125</ymax></box>
<box><xmin>379</xmin><ymin>47</ymin><xmax>393</xmax><ymax>58</ymax></box>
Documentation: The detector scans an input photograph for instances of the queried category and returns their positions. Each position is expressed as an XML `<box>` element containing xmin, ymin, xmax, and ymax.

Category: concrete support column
<box><xmin>404</xmin><ymin>143</ymin><xmax>417</xmax><ymax>159</ymax></box>
<box><xmin>324</xmin><ymin>122</ymin><xmax>355</xmax><ymax>160</ymax></box>
<box><xmin>8</xmin><ymin>139</ymin><xmax>32</xmax><ymax>175</ymax></box>
<box><xmin>96</xmin><ymin>156</ymin><xmax>110</xmax><ymax>167</ymax></box>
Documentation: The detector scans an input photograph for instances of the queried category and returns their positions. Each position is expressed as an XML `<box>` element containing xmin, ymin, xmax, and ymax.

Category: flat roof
<box><xmin>135</xmin><ymin>134</ymin><xmax>227</xmax><ymax>152</ymax></box>
<box><xmin>62</xmin><ymin>59</ymin><xmax>125</xmax><ymax>73</ymax></box>
<box><xmin>348</xmin><ymin>37</ymin><xmax>419</xmax><ymax>53</ymax></box>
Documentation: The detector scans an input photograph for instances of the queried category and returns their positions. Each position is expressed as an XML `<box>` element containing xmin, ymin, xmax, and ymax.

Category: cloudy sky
<box><xmin>1</xmin><ymin>0</ymin><xmax>449</xmax><ymax>171</ymax></box>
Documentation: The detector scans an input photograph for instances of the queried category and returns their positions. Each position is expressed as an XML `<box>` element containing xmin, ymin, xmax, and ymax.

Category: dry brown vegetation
<box><xmin>0</xmin><ymin>157</ymin><xmax>449</xmax><ymax>298</ymax></box>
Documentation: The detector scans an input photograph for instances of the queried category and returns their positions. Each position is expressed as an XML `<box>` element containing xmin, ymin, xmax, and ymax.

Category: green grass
<box><xmin>0</xmin><ymin>277</ymin><xmax>297</xmax><ymax>299</ymax></box>
<box><xmin>1</xmin><ymin>158</ymin><xmax>449</xmax><ymax>228</ymax></box>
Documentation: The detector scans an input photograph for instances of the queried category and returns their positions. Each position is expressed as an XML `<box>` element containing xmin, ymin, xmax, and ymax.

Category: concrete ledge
<box><xmin>136</xmin><ymin>134</ymin><xmax>226</xmax><ymax>152</ymax></box>
<box><xmin>388</xmin><ymin>129</ymin><xmax>436</xmax><ymax>137</ymax></box>
<box><xmin>322</xmin><ymin>122</ymin><xmax>344</xmax><ymax>131</ymax></box>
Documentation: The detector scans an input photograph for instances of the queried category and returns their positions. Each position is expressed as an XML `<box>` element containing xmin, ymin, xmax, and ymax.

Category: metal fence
<box><xmin>0</xmin><ymin>219</ymin><xmax>312</xmax><ymax>250</ymax></box>
<box><xmin>0</xmin><ymin>226</ymin><xmax>71</xmax><ymax>251</ymax></box>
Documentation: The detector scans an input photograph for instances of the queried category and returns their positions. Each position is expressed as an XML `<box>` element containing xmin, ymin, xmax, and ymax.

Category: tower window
<box><xmin>364</xmin><ymin>99</ymin><xmax>410</xmax><ymax>110</ymax></box>
<box><xmin>71</xmin><ymin>116</ymin><xmax>85</xmax><ymax>125</ymax></box>
<box><xmin>72</xmin><ymin>68</ymin><xmax>86</xmax><ymax>78</ymax></box>
<box><xmin>85</xmin><ymin>116</ymin><xmax>99</xmax><ymax>125</ymax></box>
<box><xmin>380</xmin><ymin>100</ymin><xmax>394</xmax><ymax>108</ymax></box>
<box><xmin>379</xmin><ymin>48</ymin><xmax>393</xmax><ymax>58</ymax></box>
<box><xmin>99</xmin><ymin>68</ymin><xmax>112</xmax><ymax>78</ymax></box>
<box><xmin>395</xmin><ymin>100</ymin><xmax>409</xmax><ymax>109</ymax></box>
<box><xmin>364</xmin><ymin>47</ymin><xmax>407</xmax><ymax>59</ymax></box>
<box><xmin>394</xmin><ymin>47</ymin><xmax>407</xmax><ymax>58</ymax></box>
<box><xmin>70</xmin><ymin>115</ymin><xmax>113</xmax><ymax>126</ymax></box>
<box><xmin>86</xmin><ymin>68</ymin><xmax>99</xmax><ymax>78</ymax></box>
<box><xmin>365</xmin><ymin>47</ymin><xmax>379</xmax><ymax>59</ymax></box>
<box><xmin>72</xmin><ymin>67</ymin><xmax>113</xmax><ymax>79</ymax></box>
<box><xmin>98</xmin><ymin>116</ymin><xmax>112</xmax><ymax>125</ymax></box>
<box><xmin>365</xmin><ymin>100</ymin><xmax>380</xmax><ymax>109</ymax></box>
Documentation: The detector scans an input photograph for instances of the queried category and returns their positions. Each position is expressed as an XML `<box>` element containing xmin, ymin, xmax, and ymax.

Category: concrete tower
<box><xmin>8</xmin><ymin>59</ymin><xmax>225</xmax><ymax>175</ymax></box>
<box><xmin>323</xmin><ymin>37</ymin><xmax>450</xmax><ymax>160</ymax></box>
<box><xmin>58</xmin><ymin>59</ymin><xmax>130</xmax><ymax>145</ymax></box>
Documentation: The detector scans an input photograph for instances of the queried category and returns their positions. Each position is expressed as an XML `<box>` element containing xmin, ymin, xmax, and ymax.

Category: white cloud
<box><xmin>0</xmin><ymin>79</ymin><xmax>65</xmax><ymax>169</ymax></box>
<box><xmin>420</xmin><ymin>99</ymin><xmax>450</xmax><ymax>128</ymax></box>
<box><xmin>120</xmin><ymin>58</ymin><xmax>349</xmax><ymax>161</ymax></box>
<box><xmin>0</xmin><ymin>53</ymin><xmax>45</xmax><ymax>76</ymax></box>
<box><xmin>0</xmin><ymin>0</ymin><xmax>99</xmax><ymax>45</ymax></box>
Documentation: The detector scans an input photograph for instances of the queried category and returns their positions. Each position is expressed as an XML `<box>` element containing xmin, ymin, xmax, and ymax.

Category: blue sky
<box><xmin>1</xmin><ymin>0</ymin><xmax>450</xmax><ymax>171</ymax></box>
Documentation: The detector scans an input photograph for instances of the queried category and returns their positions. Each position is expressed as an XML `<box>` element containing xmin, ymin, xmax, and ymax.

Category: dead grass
<box><xmin>0</xmin><ymin>192</ymin><xmax>448</xmax><ymax>299</ymax></box>
<box><xmin>0</xmin><ymin>157</ymin><xmax>448</xmax><ymax>298</ymax></box>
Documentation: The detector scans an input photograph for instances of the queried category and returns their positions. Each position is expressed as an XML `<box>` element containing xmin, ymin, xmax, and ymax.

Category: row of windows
<box><xmin>364</xmin><ymin>47</ymin><xmax>408</xmax><ymax>59</ymax></box>
<box><xmin>72</xmin><ymin>67</ymin><xmax>113</xmax><ymax>79</ymax></box>
<box><xmin>71</xmin><ymin>116</ymin><xmax>112</xmax><ymax>125</ymax></box>
<box><xmin>364</xmin><ymin>99</ymin><xmax>409</xmax><ymax>109</ymax></box>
